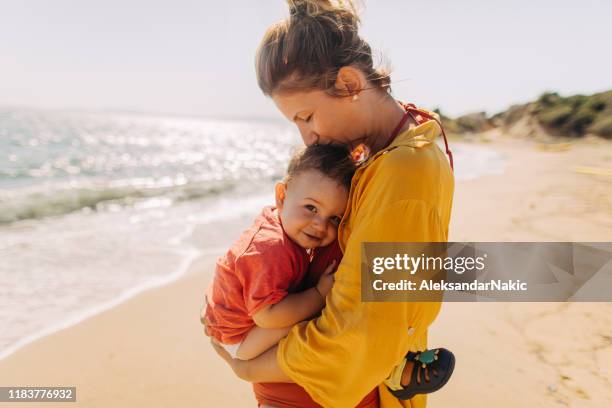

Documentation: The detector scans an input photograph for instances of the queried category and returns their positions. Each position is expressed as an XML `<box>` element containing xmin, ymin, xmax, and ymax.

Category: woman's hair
<box><xmin>285</xmin><ymin>144</ymin><xmax>356</xmax><ymax>190</ymax></box>
<box><xmin>256</xmin><ymin>0</ymin><xmax>391</xmax><ymax>97</ymax></box>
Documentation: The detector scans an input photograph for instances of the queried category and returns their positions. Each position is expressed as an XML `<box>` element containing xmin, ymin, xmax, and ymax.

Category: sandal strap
<box><xmin>408</xmin><ymin>348</ymin><xmax>440</xmax><ymax>367</ymax></box>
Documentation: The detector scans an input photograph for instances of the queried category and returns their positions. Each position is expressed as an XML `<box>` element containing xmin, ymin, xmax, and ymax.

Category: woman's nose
<box><xmin>297</xmin><ymin>125</ymin><xmax>319</xmax><ymax>146</ymax></box>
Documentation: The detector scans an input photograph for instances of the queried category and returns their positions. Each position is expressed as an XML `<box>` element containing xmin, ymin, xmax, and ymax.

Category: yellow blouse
<box><xmin>277</xmin><ymin>118</ymin><xmax>455</xmax><ymax>408</ymax></box>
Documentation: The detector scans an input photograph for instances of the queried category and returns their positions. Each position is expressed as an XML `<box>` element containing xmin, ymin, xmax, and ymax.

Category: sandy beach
<box><xmin>1</xmin><ymin>136</ymin><xmax>611</xmax><ymax>407</ymax></box>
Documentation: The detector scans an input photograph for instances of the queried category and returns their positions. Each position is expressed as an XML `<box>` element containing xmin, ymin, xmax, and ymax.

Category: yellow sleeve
<box><xmin>277</xmin><ymin>199</ymin><xmax>447</xmax><ymax>408</ymax></box>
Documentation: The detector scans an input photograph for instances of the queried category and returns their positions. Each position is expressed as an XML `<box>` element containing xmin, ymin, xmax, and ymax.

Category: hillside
<box><xmin>440</xmin><ymin>90</ymin><xmax>612</xmax><ymax>139</ymax></box>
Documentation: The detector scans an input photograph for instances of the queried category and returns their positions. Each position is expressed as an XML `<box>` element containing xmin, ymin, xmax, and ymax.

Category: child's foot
<box><xmin>389</xmin><ymin>348</ymin><xmax>455</xmax><ymax>400</ymax></box>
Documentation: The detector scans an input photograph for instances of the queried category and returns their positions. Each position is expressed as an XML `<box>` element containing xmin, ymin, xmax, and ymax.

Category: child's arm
<box><xmin>234</xmin><ymin>325</ymin><xmax>291</xmax><ymax>360</ymax></box>
<box><xmin>252</xmin><ymin>261</ymin><xmax>335</xmax><ymax>329</ymax></box>
<box><xmin>252</xmin><ymin>288</ymin><xmax>322</xmax><ymax>329</ymax></box>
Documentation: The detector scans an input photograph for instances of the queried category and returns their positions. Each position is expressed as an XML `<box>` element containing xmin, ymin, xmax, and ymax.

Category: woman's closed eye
<box><xmin>330</xmin><ymin>216</ymin><xmax>342</xmax><ymax>227</ymax></box>
<box><xmin>298</xmin><ymin>114</ymin><xmax>313</xmax><ymax>123</ymax></box>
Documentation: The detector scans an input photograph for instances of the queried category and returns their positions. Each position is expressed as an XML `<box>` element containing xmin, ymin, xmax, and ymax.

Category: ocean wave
<box><xmin>0</xmin><ymin>179</ymin><xmax>258</xmax><ymax>225</ymax></box>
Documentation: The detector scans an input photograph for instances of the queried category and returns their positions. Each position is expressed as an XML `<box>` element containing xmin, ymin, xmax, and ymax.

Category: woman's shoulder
<box><xmin>356</xmin><ymin>141</ymin><xmax>453</xmax><ymax>209</ymax></box>
<box><xmin>382</xmin><ymin>141</ymin><xmax>440</xmax><ymax>171</ymax></box>
<box><xmin>370</xmin><ymin>138</ymin><xmax>449</xmax><ymax>183</ymax></box>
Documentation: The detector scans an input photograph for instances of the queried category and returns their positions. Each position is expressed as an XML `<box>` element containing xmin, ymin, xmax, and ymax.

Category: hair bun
<box><xmin>257</xmin><ymin>0</ymin><xmax>389</xmax><ymax>97</ymax></box>
<box><xmin>287</xmin><ymin>0</ymin><xmax>342</xmax><ymax>19</ymax></box>
<box><xmin>288</xmin><ymin>0</ymin><xmax>308</xmax><ymax>17</ymax></box>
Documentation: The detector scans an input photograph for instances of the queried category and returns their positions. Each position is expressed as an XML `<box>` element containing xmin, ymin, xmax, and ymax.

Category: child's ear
<box><xmin>275</xmin><ymin>182</ymin><xmax>287</xmax><ymax>209</ymax></box>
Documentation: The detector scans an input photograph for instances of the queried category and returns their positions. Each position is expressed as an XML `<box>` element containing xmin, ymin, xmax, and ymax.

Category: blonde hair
<box><xmin>256</xmin><ymin>0</ymin><xmax>391</xmax><ymax>97</ymax></box>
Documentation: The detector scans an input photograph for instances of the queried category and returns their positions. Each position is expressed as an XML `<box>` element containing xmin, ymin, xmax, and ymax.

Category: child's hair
<box><xmin>256</xmin><ymin>0</ymin><xmax>391</xmax><ymax>97</ymax></box>
<box><xmin>285</xmin><ymin>144</ymin><xmax>356</xmax><ymax>190</ymax></box>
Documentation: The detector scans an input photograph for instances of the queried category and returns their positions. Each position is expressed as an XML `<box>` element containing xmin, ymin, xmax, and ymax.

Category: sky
<box><xmin>1</xmin><ymin>0</ymin><xmax>611</xmax><ymax>119</ymax></box>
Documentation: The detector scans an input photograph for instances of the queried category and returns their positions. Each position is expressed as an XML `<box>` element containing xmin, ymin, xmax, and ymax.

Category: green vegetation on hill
<box><xmin>435</xmin><ymin>110</ymin><xmax>492</xmax><ymax>135</ymax></box>
<box><xmin>438</xmin><ymin>89</ymin><xmax>612</xmax><ymax>139</ymax></box>
<box><xmin>534</xmin><ymin>91</ymin><xmax>612</xmax><ymax>138</ymax></box>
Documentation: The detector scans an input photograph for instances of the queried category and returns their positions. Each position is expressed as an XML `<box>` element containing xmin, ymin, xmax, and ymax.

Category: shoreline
<box><xmin>0</xmin><ymin>142</ymin><xmax>503</xmax><ymax>362</ymax></box>
<box><xmin>0</xmin><ymin>192</ymin><xmax>271</xmax><ymax>363</ymax></box>
<box><xmin>0</xmin><ymin>244</ymin><xmax>207</xmax><ymax>363</ymax></box>
<box><xmin>1</xmin><ymin>137</ymin><xmax>611</xmax><ymax>407</ymax></box>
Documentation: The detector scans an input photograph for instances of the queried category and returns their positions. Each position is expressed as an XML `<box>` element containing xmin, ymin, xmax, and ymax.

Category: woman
<box><xmin>204</xmin><ymin>1</ymin><xmax>454</xmax><ymax>407</ymax></box>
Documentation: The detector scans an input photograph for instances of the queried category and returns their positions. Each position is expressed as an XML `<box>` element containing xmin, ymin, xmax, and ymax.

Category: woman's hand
<box><xmin>201</xmin><ymin>305</ymin><xmax>251</xmax><ymax>380</ymax></box>
<box><xmin>201</xmin><ymin>302</ymin><xmax>292</xmax><ymax>383</ymax></box>
<box><xmin>209</xmin><ymin>340</ymin><xmax>251</xmax><ymax>380</ymax></box>
<box><xmin>200</xmin><ymin>304</ymin><xmax>210</xmax><ymax>336</ymax></box>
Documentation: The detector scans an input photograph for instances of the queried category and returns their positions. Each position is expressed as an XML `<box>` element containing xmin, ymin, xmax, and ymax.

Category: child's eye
<box><xmin>305</xmin><ymin>204</ymin><xmax>317</xmax><ymax>213</ymax></box>
<box><xmin>330</xmin><ymin>216</ymin><xmax>342</xmax><ymax>227</ymax></box>
<box><xmin>305</xmin><ymin>114</ymin><xmax>313</xmax><ymax>123</ymax></box>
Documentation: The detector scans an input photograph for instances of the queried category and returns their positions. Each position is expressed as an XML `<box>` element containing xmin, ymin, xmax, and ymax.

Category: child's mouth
<box><xmin>303</xmin><ymin>232</ymin><xmax>322</xmax><ymax>242</ymax></box>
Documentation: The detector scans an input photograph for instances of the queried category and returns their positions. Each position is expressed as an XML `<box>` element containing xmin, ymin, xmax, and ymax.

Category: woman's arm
<box><xmin>206</xmin><ymin>262</ymin><xmax>336</xmax><ymax>378</ymax></box>
<box><xmin>203</xmin><ymin>305</ymin><xmax>291</xmax><ymax>382</ymax></box>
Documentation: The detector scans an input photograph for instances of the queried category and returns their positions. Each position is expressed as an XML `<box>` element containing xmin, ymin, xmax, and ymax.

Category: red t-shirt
<box><xmin>206</xmin><ymin>207</ymin><xmax>379</xmax><ymax>407</ymax></box>
<box><xmin>253</xmin><ymin>241</ymin><xmax>379</xmax><ymax>408</ymax></box>
<box><xmin>205</xmin><ymin>206</ymin><xmax>311</xmax><ymax>345</ymax></box>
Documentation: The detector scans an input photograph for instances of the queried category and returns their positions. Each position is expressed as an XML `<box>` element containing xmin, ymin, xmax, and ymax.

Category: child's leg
<box><xmin>235</xmin><ymin>326</ymin><xmax>292</xmax><ymax>360</ymax></box>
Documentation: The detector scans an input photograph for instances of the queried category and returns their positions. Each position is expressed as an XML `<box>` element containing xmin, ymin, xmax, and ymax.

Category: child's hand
<box><xmin>316</xmin><ymin>260</ymin><xmax>337</xmax><ymax>298</ymax></box>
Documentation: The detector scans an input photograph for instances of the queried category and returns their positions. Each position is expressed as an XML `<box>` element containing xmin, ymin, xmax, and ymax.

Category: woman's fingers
<box><xmin>200</xmin><ymin>305</ymin><xmax>211</xmax><ymax>337</ymax></box>
<box><xmin>200</xmin><ymin>305</ymin><xmax>206</xmax><ymax>325</ymax></box>
<box><xmin>211</xmin><ymin>338</ymin><xmax>233</xmax><ymax>365</ymax></box>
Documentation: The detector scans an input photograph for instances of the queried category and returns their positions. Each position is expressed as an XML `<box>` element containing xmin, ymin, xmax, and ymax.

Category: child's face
<box><xmin>275</xmin><ymin>170</ymin><xmax>349</xmax><ymax>249</ymax></box>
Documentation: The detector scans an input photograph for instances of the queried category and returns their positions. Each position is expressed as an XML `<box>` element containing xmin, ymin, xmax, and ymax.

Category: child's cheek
<box><xmin>328</xmin><ymin>226</ymin><xmax>338</xmax><ymax>241</ymax></box>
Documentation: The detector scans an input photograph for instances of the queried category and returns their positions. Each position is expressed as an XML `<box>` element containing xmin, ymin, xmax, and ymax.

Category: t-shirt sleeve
<box><xmin>276</xmin><ymin>199</ymin><xmax>446</xmax><ymax>408</ymax></box>
<box><xmin>236</xmin><ymin>243</ymin><xmax>297</xmax><ymax>316</ymax></box>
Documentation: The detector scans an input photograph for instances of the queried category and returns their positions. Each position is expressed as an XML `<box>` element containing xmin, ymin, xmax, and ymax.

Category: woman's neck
<box><xmin>366</xmin><ymin>95</ymin><xmax>416</xmax><ymax>155</ymax></box>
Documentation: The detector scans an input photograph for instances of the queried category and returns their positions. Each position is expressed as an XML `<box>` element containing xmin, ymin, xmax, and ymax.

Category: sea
<box><xmin>0</xmin><ymin>106</ymin><xmax>504</xmax><ymax>359</ymax></box>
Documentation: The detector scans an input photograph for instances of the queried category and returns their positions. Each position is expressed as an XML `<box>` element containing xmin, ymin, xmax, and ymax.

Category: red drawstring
<box><xmin>384</xmin><ymin>102</ymin><xmax>454</xmax><ymax>172</ymax></box>
<box><xmin>385</xmin><ymin>109</ymin><xmax>412</xmax><ymax>148</ymax></box>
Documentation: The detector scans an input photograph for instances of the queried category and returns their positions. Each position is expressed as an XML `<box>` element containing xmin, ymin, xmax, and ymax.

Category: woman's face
<box><xmin>272</xmin><ymin>89</ymin><xmax>367</xmax><ymax>147</ymax></box>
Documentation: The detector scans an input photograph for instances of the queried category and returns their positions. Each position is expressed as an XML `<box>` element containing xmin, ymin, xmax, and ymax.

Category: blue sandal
<box><xmin>389</xmin><ymin>348</ymin><xmax>455</xmax><ymax>400</ymax></box>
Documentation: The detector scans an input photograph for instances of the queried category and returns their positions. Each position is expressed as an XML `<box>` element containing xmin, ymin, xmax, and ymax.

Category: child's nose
<box><xmin>311</xmin><ymin>217</ymin><xmax>325</xmax><ymax>232</ymax></box>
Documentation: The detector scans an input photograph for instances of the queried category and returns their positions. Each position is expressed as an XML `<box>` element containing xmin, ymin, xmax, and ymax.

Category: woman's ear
<box><xmin>275</xmin><ymin>182</ymin><xmax>287</xmax><ymax>210</ymax></box>
<box><xmin>335</xmin><ymin>66</ymin><xmax>365</xmax><ymax>97</ymax></box>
